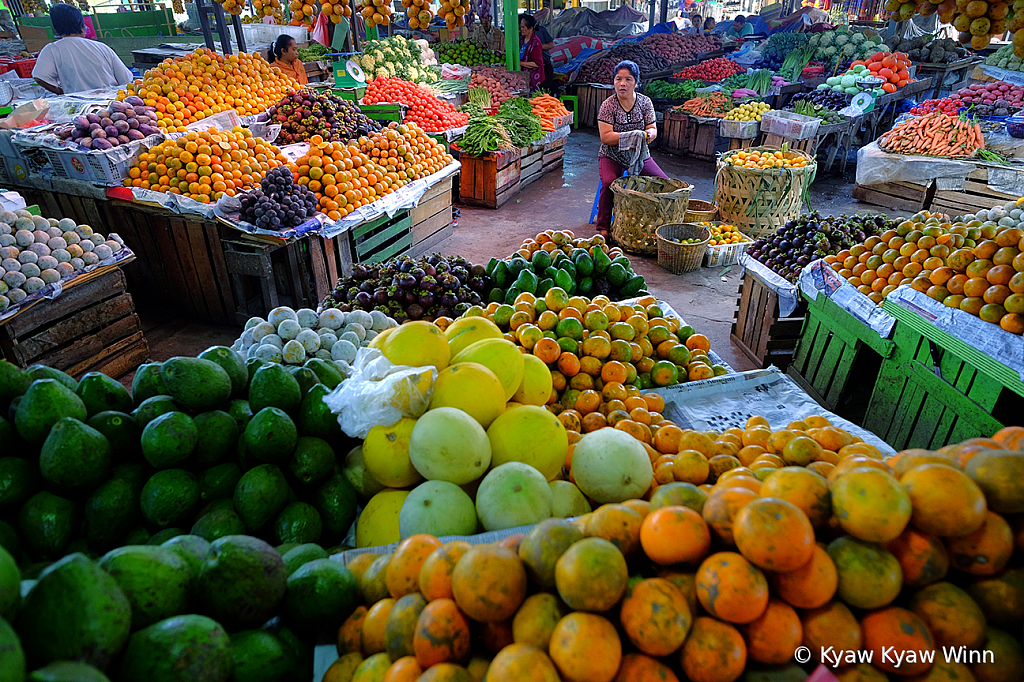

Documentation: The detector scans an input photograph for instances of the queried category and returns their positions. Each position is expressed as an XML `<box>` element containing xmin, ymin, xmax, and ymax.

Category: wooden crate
<box><xmin>458</xmin><ymin>147</ymin><xmax>521</xmax><ymax>209</ymax></box>
<box><xmin>519</xmin><ymin>145</ymin><xmax>544</xmax><ymax>188</ymax></box>
<box><xmin>786</xmin><ymin>293</ymin><xmax>895</xmax><ymax>419</ymax></box>
<box><xmin>661</xmin><ymin>111</ymin><xmax>689</xmax><ymax>156</ymax></box>
<box><xmin>0</xmin><ymin>268</ymin><xmax>149</xmax><ymax>379</ymax></box>
<box><xmin>575</xmin><ymin>85</ymin><xmax>611</xmax><ymax>128</ymax></box>
<box><xmin>688</xmin><ymin>116</ymin><xmax>727</xmax><ymax>161</ymax></box>
<box><xmin>411</xmin><ymin>176</ymin><xmax>454</xmax><ymax>257</ymax></box>
<box><xmin>726</xmin><ymin>136</ymin><xmax>759</xmax><ymax>151</ymax></box>
<box><xmin>852</xmin><ymin>180</ymin><xmax>935</xmax><ymax>213</ymax></box>
<box><xmin>349</xmin><ymin>211</ymin><xmax>413</xmax><ymax>264</ymax></box>
<box><xmin>862</xmin><ymin>312</ymin><xmax>1022</xmax><ymax>451</ymax></box>
<box><xmin>930</xmin><ymin>165</ymin><xmax>1024</xmax><ymax>219</ymax></box>
<box><xmin>730</xmin><ymin>269</ymin><xmax>806</xmax><ymax>371</ymax></box>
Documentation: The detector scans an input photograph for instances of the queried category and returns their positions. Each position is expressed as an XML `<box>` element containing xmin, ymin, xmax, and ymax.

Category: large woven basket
<box><xmin>610</xmin><ymin>176</ymin><xmax>692</xmax><ymax>255</ymax></box>
<box><xmin>684</xmin><ymin>199</ymin><xmax>718</xmax><ymax>223</ymax></box>
<box><xmin>656</xmin><ymin>223</ymin><xmax>710</xmax><ymax>274</ymax></box>
<box><xmin>714</xmin><ymin>147</ymin><xmax>816</xmax><ymax>239</ymax></box>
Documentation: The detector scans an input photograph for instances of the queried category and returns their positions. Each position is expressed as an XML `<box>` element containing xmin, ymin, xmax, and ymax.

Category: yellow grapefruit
<box><xmin>409</xmin><ymin>406</ymin><xmax>492</xmax><ymax>484</ymax></box>
<box><xmin>445</xmin><ymin>316</ymin><xmax>503</xmax><ymax>357</ymax></box>
<box><xmin>362</xmin><ymin>417</ymin><xmax>423</xmax><ymax>488</ymax></box>
<box><xmin>451</xmin><ymin>338</ymin><xmax>525</xmax><ymax>401</ymax></box>
<box><xmin>513</xmin><ymin>354</ymin><xmax>554</xmax><ymax>407</ymax></box>
<box><xmin>429</xmin><ymin>362</ymin><xmax>506</xmax><ymax>428</ymax></box>
<box><xmin>486</xmin><ymin>405</ymin><xmax>568</xmax><ymax>481</ymax></box>
<box><xmin>368</xmin><ymin>326</ymin><xmax>396</xmax><ymax>350</ymax></box>
<box><xmin>355</xmin><ymin>488</ymin><xmax>411</xmax><ymax>547</ymax></box>
<box><xmin>380</xmin><ymin>320</ymin><xmax>450</xmax><ymax>370</ymax></box>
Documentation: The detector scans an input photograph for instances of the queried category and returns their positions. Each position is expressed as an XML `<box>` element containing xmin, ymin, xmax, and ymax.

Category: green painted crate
<box><xmin>350</xmin><ymin>211</ymin><xmax>413</xmax><ymax>264</ymax></box>
<box><xmin>861</xmin><ymin>300</ymin><xmax>1024</xmax><ymax>451</ymax></box>
<box><xmin>786</xmin><ymin>292</ymin><xmax>895</xmax><ymax>420</ymax></box>
<box><xmin>358</xmin><ymin>104</ymin><xmax>404</xmax><ymax>123</ymax></box>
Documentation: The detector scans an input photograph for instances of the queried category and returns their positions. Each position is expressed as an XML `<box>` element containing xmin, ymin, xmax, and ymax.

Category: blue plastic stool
<box><xmin>589</xmin><ymin>170</ymin><xmax>628</xmax><ymax>224</ymax></box>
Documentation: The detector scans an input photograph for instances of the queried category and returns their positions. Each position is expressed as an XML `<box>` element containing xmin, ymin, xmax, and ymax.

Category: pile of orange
<box><xmin>119</xmin><ymin>49</ymin><xmax>299</xmax><ymax>132</ymax></box>
<box><xmin>700</xmin><ymin>222</ymin><xmax>750</xmax><ymax>247</ymax></box>
<box><xmin>402</xmin><ymin>0</ymin><xmax>434</xmax><ymax>29</ymax></box>
<box><xmin>724</xmin><ymin>149</ymin><xmax>809</xmax><ymax>170</ymax></box>
<box><xmin>826</xmin><ymin>209</ymin><xmax>1024</xmax><ymax>334</ymax></box>
<box><xmin>321</xmin><ymin>0</ymin><xmax>352</xmax><ymax>23</ymax></box>
<box><xmin>326</xmin><ymin>424</ymin><xmax>1024</xmax><ymax>682</ymax></box>
<box><xmin>288</xmin><ymin>0</ymin><xmax>319</xmax><ymax>25</ymax></box>
<box><xmin>514</xmin><ymin>229</ymin><xmax>619</xmax><ymax>262</ymax></box>
<box><xmin>250</xmin><ymin>0</ymin><xmax>285</xmax><ymax>22</ymax></box>
<box><xmin>124</xmin><ymin>128</ymin><xmax>288</xmax><ymax>204</ymax></box>
<box><xmin>212</xmin><ymin>0</ymin><xmax>244</xmax><ymax>14</ymax></box>
<box><xmin>359</xmin><ymin>0</ymin><xmax>392</xmax><ymax>27</ymax></box>
<box><xmin>291</xmin><ymin>123</ymin><xmax>453</xmax><ymax>221</ymax></box>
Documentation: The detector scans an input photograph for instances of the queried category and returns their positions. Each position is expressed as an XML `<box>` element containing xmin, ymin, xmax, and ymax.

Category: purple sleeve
<box><xmin>597</xmin><ymin>96</ymin><xmax>616</xmax><ymax>124</ymax></box>
<box><xmin>527</xmin><ymin>36</ymin><xmax>543</xmax><ymax>66</ymax></box>
<box><xmin>641</xmin><ymin>96</ymin><xmax>656</xmax><ymax>126</ymax></box>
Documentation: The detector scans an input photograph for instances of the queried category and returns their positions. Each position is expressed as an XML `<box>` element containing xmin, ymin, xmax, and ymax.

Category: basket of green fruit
<box><xmin>656</xmin><ymin>223</ymin><xmax>711</xmax><ymax>274</ymax></box>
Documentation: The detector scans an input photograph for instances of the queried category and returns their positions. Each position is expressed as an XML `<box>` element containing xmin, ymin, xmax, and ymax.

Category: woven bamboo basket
<box><xmin>684</xmin><ymin>199</ymin><xmax>718</xmax><ymax>223</ymax></box>
<box><xmin>610</xmin><ymin>176</ymin><xmax>692</xmax><ymax>255</ymax></box>
<box><xmin>713</xmin><ymin>147</ymin><xmax>816</xmax><ymax>239</ymax></box>
<box><xmin>656</xmin><ymin>223</ymin><xmax>710</xmax><ymax>274</ymax></box>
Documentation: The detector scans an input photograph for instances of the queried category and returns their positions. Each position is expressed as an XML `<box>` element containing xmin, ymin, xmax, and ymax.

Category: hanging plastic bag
<box><xmin>323</xmin><ymin>347</ymin><xmax>436</xmax><ymax>439</ymax></box>
<box><xmin>311</xmin><ymin>11</ymin><xmax>330</xmax><ymax>46</ymax></box>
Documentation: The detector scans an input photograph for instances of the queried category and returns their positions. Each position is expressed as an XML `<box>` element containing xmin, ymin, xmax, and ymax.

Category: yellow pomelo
<box><xmin>513</xmin><ymin>353</ymin><xmax>554</xmax><ymax>407</ymax></box>
<box><xmin>380</xmin><ymin>320</ymin><xmax>450</xmax><ymax>370</ymax></box>
<box><xmin>355</xmin><ymin>489</ymin><xmax>411</xmax><ymax>547</ymax></box>
<box><xmin>451</xmin><ymin>338</ymin><xmax>525</xmax><ymax>401</ymax></box>
<box><xmin>409</xmin><ymin>406</ymin><xmax>492</xmax><ymax>484</ymax></box>
<box><xmin>342</xmin><ymin>444</ymin><xmax>387</xmax><ymax>502</ymax></box>
<box><xmin>362</xmin><ymin>417</ymin><xmax>423</xmax><ymax>488</ymax></box>
<box><xmin>429</xmin><ymin>362</ymin><xmax>505</xmax><ymax>428</ymax></box>
<box><xmin>550</xmin><ymin>480</ymin><xmax>592</xmax><ymax>518</ymax></box>
<box><xmin>445</xmin><ymin>316</ymin><xmax>503</xmax><ymax>357</ymax></box>
<box><xmin>368</xmin><ymin>326</ymin><xmax>396</xmax><ymax>350</ymax></box>
<box><xmin>505</xmin><ymin>401</ymin><xmax>524</xmax><ymax>410</ymax></box>
<box><xmin>571</xmin><ymin>428</ymin><xmax>654</xmax><ymax>503</ymax></box>
<box><xmin>486</xmin><ymin>405</ymin><xmax>568</xmax><ymax>481</ymax></box>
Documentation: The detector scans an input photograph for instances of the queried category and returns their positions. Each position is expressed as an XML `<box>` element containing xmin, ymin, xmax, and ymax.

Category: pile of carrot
<box><xmin>678</xmin><ymin>91</ymin><xmax>732</xmax><ymax>118</ymax></box>
<box><xmin>530</xmin><ymin>95</ymin><xmax>571</xmax><ymax>131</ymax></box>
<box><xmin>878</xmin><ymin>111</ymin><xmax>985</xmax><ymax>158</ymax></box>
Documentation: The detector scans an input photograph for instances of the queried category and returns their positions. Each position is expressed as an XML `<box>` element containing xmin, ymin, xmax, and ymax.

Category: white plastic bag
<box><xmin>441</xmin><ymin>63</ymin><xmax>473</xmax><ymax>79</ymax></box>
<box><xmin>323</xmin><ymin>347</ymin><xmax>436</xmax><ymax>439</ymax></box>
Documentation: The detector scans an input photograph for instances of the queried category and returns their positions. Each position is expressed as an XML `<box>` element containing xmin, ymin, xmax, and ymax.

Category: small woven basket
<box><xmin>684</xmin><ymin>199</ymin><xmax>718</xmax><ymax>223</ymax></box>
<box><xmin>609</xmin><ymin>176</ymin><xmax>692</xmax><ymax>255</ymax></box>
<box><xmin>656</xmin><ymin>223</ymin><xmax>711</xmax><ymax>275</ymax></box>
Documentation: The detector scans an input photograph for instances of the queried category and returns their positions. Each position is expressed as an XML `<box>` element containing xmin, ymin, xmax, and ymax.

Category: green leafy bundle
<box><xmin>498</xmin><ymin>97</ymin><xmax>543</xmax><ymax>147</ymax></box>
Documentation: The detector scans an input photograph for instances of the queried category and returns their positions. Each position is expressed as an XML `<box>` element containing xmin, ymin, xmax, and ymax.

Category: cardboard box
<box><xmin>18</xmin><ymin>26</ymin><xmax>50</xmax><ymax>55</ymax></box>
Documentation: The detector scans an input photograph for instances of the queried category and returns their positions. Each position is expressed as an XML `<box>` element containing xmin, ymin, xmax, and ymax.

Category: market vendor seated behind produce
<box><xmin>471</xmin><ymin>14</ymin><xmax>505</xmax><ymax>54</ymax></box>
<box><xmin>595</xmin><ymin>60</ymin><xmax>668</xmax><ymax>238</ymax></box>
<box><xmin>268</xmin><ymin>34</ymin><xmax>308</xmax><ymax>86</ymax></box>
<box><xmin>725</xmin><ymin>15</ymin><xmax>754</xmax><ymax>39</ymax></box>
<box><xmin>32</xmin><ymin>4</ymin><xmax>134</xmax><ymax>95</ymax></box>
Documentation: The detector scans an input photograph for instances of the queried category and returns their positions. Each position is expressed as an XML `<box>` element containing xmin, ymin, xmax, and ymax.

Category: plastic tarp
<box><xmin>548</xmin><ymin>6</ymin><xmax>649</xmax><ymax>39</ymax></box>
<box><xmin>856</xmin><ymin>140</ymin><xmax>988</xmax><ymax>186</ymax></box>
<box><xmin>551</xmin><ymin>40</ymin><xmax>609</xmax><ymax>69</ymax></box>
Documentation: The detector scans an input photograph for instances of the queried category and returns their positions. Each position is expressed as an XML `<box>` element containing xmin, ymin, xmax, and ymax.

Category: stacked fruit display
<box><xmin>213</xmin><ymin>0</ymin><xmax>244</xmax><ymax>14</ymax></box>
<box><xmin>124</xmin><ymin>128</ymin><xmax>289</xmax><ymax>204</ymax></box>
<box><xmin>321</xmin><ymin>0</ymin><xmax>351</xmax><ymax>23</ymax></box>
<box><xmin>120</xmin><ymin>49</ymin><xmax>299</xmax><ymax>132</ymax></box>
<box><xmin>251</xmin><ymin>0</ymin><xmax>285</xmax><ymax>21</ymax></box>
<box><xmin>437</xmin><ymin>0</ymin><xmax>470</xmax><ymax>29</ymax></box>
<box><xmin>0</xmin><ymin>210</ymin><xmax>126</xmax><ymax>311</ymax></box>
<box><xmin>723</xmin><ymin>148</ymin><xmax>810</xmax><ymax>170</ymax></box>
<box><xmin>722</xmin><ymin>101</ymin><xmax>770</xmax><ymax>122</ymax></box>
<box><xmin>827</xmin><ymin>204</ymin><xmax>1024</xmax><ymax>334</ymax></box>
<box><xmin>748</xmin><ymin>213</ymin><xmax>890</xmax><ymax>284</ymax></box>
<box><xmin>239</xmin><ymin>166</ymin><xmax>319</xmax><ymax>230</ymax></box>
<box><xmin>400</xmin><ymin>0</ymin><xmax>433</xmax><ymax>29</ymax></box>
<box><xmin>362</xmin><ymin>78</ymin><xmax>469</xmax><ymax>132</ymax></box>
<box><xmin>436</xmin><ymin>39</ymin><xmax>502</xmax><ymax>67</ymax></box>
<box><xmin>57</xmin><ymin>98</ymin><xmax>159</xmax><ymax>150</ymax></box>
<box><xmin>288</xmin><ymin>0</ymin><xmax>318</xmax><ymax>25</ymax></box>
<box><xmin>268</xmin><ymin>90</ymin><xmax>382</xmax><ymax>145</ymax></box>
<box><xmin>358</xmin><ymin>0</ymin><xmax>392</xmax><ymax>28</ymax></box>
<box><xmin>233</xmin><ymin>306</ymin><xmax>396</xmax><ymax>364</ymax></box>
<box><xmin>485</xmin><ymin>230</ymin><xmax>647</xmax><ymax>304</ymax></box>
<box><xmin>321</xmin><ymin>254</ymin><xmax>491</xmax><ymax>322</ymax></box>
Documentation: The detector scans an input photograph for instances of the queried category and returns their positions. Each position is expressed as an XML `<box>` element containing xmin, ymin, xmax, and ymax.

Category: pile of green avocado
<box><xmin>0</xmin><ymin>349</ymin><xmax>364</xmax><ymax>681</ymax></box>
<box><xmin>484</xmin><ymin>246</ymin><xmax>649</xmax><ymax>304</ymax></box>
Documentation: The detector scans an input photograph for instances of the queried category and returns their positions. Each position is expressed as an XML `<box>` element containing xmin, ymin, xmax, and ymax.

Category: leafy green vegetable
<box><xmin>498</xmin><ymin>96</ymin><xmax>543</xmax><ymax>147</ymax></box>
<box><xmin>645</xmin><ymin>79</ymin><xmax>702</xmax><ymax>100</ymax></box>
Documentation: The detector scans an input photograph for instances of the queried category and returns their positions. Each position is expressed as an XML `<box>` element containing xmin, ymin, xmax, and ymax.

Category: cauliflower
<box><xmin>360</xmin><ymin>54</ymin><xmax>376</xmax><ymax>71</ymax></box>
<box><xmin>835</xmin><ymin>33</ymin><xmax>849</xmax><ymax>46</ymax></box>
<box><xmin>808</xmin><ymin>33</ymin><xmax>820</xmax><ymax>46</ymax></box>
<box><xmin>376</xmin><ymin>65</ymin><xmax>392</xmax><ymax>79</ymax></box>
<box><xmin>823</xmin><ymin>46</ymin><xmax>838</xmax><ymax>58</ymax></box>
<box><xmin>819</xmin><ymin>32</ymin><xmax>834</xmax><ymax>46</ymax></box>
<box><xmin>851</xmin><ymin>32</ymin><xmax>866</xmax><ymax>43</ymax></box>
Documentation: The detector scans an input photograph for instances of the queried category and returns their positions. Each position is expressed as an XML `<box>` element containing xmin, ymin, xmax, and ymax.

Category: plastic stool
<box><xmin>589</xmin><ymin>170</ymin><xmax>628</xmax><ymax>224</ymax></box>
<box><xmin>559</xmin><ymin>94</ymin><xmax>579</xmax><ymax>129</ymax></box>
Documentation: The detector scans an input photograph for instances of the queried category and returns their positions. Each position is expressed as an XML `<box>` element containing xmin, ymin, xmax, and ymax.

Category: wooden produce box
<box><xmin>852</xmin><ymin>180</ymin><xmax>935</xmax><ymax>213</ymax></box>
<box><xmin>458</xmin><ymin>147</ymin><xmax>521</xmax><ymax>209</ymax></box>
<box><xmin>929</xmin><ymin>164</ymin><xmax>1024</xmax><ymax>219</ymax></box>
<box><xmin>574</xmin><ymin>84</ymin><xmax>611</xmax><ymax>128</ymax></box>
<box><xmin>0</xmin><ymin>269</ymin><xmax>149</xmax><ymax>379</ymax></box>
<box><xmin>730</xmin><ymin>268</ymin><xmax>806</xmax><ymax>371</ymax></box>
<box><xmin>661</xmin><ymin>110</ymin><xmax>689</xmax><ymax>156</ymax></box>
<box><xmin>520</xmin><ymin>145</ymin><xmax>545</xmax><ymax>189</ymax></box>
<box><xmin>688</xmin><ymin>115</ymin><xmax>727</xmax><ymax>161</ymax></box>
<box><xmin>411</xmin><ymin>176</ymin><xmax>455</xmax><ymax>256</ymax></box>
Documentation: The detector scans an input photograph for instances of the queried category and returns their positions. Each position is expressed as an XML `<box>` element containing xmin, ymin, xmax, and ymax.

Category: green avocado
<box><xmin>506</xmin><ymin>256</ymin><xmax>529</xmax><ymax>277</ymax></box>
<box><xmin>226</xmin><ymin>399</ymin><xmax>253</xmax><ymax>431</ymax></box>
<box><xmin>487</xmin><ymin>287</ymin><xmax>504</xmax><ymax>304</ymax></box>
<box><xmin>553</xmin><ymin>268</ymin><xmax>573</xmax><ymax>292</ymax></box>
<box><xmin>606</xmin><ymin>262</ymin><xmax>628</xmax><ymax>288</ymax></box>
<box><xmin>311</xmin><ymin>473</ymin><xmax>358</xmax><ymax>545</ymax></box>
<box><xmin>0</xmin><ymin>360</ymin><xmax>30</xmax><ymax>410</ymax></box>
<box><xmin>28</xmin><ymin>661</ymin><xmax>111</xmax><ymax>682</ymax></box>
<box><xmin>76</xmin><ymin>372</ymin><xmax>133</xmax><ymax>417</ymax></box>
<box><xmin>87</xmin><ymin>411</ymin><xmax>140</xmax><ymax>463</ymax></box>
<box><xmin>117</xmin><ymin>614</ymin><xmax>233</xmax><ymax>682</ymax></box>
<box><xmin>244</xmin><ymin>407</ymin><xmax>297</xmax><ymax>464</ymax></box>
<box><xmin>0</xmin><ymin>545</ymin><xmax>17</xmax><ymax>622</ymax></box>
<box><xmin>85</xmin><ymin>478</ymin><xmax>139</xmax><ymax>553</ymax></box>
<box><xmin>141</xmin><ymin>412</ymin><xmax>198</xmax><ymax>470</ymax></box>
<box><xmin>513</xmin><ymin>268</ymin><xmax>538</xmax><ymax>295</ymax></box>
<box><xmin>578</xmin><ymin>276</ymin><xmax>593</xmax><ymax>294</ymax></box>
<box><xmin>160</xmin><ymin>357</ymin><xmax>232</xmax><ymax>413</ymax></box>
<box><xmin>160</xmin><ymin>534</ymin><xmax>210</xmax><ymax>582</ymax></box>
<box><xmin>281</xmin><ymin>543</ymin><xmax>327</xmax><ymax>576</ymax></box>
<box><xmin>234</xmin><ymin>464</ymin><xmax>289</xmax><ymax>532</ymax></box>
<box><xmin>0</xmin><ymin>616</ymin><xmax>25</xmax><ymax>682</ymax></box>
<box><xmin>274</xmin><ymin>502</ymin><xmax>322</xmax><ymax>545</ymax></box>
<box><xmin>245</xmin><ymin>358</ymin><xmax>266</xmax><ymax>386</ymax></box>
<box><xmin>131</xmin><ymin>363</ymin><xmax>166</xmax><ymax>406</ymax></box>
<box><xmin>122</xmin><ymin>526</ymin><xmax>151</xmax><ymax>546</ymax></box>
<box><xmin>39</xmin><ymin>417</ymin><xmax>111</xmax><ymax>495</ymax></box>
<box><xmin>573</xmin><ymin>250</ymin><xmax>593</xmax><ymax>277</ymax></box>
<box><xmin>98</xmin><ymin>545</ymin><xmax>191</xmax><ymax>630</ymax></box>
<box><xmin>289</xmin><ymin>366</ymin><xmax>320</xmax><ymax>397</ymax></box>
<box><xmin>288</xmin><ymin>436</ymin><xmax>335</xmax><ymax>488</ymax></box>
<box><xmin>503</xmin><ymin>287</ymin><xmax>520</xmax><ymax>305</ymax></box>
<box><xmin>18</xmin><ymin>553</ymin><xmax>131</xmax><ymax>670</ymax></box>
<box><xmin>297</xmin><ymin>384</ymin><xmax>341</xmax><ymax>441</ymax></box>
<box><xmin>198</xmin><ymin>463</ymin><xmax>243</xmax><ymax>503</ymax></box>
<box><xmin>15</xmin><ymin>379</ymin><xmax>87</xmax><ymax>445</ymax></box>
<box><xmin>131</xmin><ymin>396</ymin><xmax>179</xmax><ymax>429</ymax></box>
<box><xmin>24</xmin><ymin>365</ymin><xmax>77</xmax><ymax>392</ymax></box>
<box><xmin>196</xmin><ymin>535</ymin><xmax>287</xmax><ymax>630</ymax></box>
<box><xmin>197</xmin><ymin>346</ymin><xmax>247</xmax><ymax>398</ymax></box>
<box><xmin>283</xmin><ymin>558</ymin><xmax>359</xmax><ymax>632</ymax></box>
<box><xmin>19</xmin><ymin>492</ymin><xmax>78</xmax><ymax>560</ymax></box>
<box><xmin>229</xmin><ymin>630</ymin><xmax>291</xmax><ymax>682</ymax></box>
<box><xmin>531</xmin><ymin>249</ymin><xmax>551</xmax><ymax>272</ymax></box>
<box><xmin>303</xmin><ymin>358</ymin><xmax>344</xmax><ymax>390</ymax></box>
<box><xmin>146</xmin><ymin>528</ymin><xmax>185</xmax><ymax>546</ymax></box>
<box><xmin>0</xmin><ymin>456</ymin><xmax>38</xmax><ymax>511</ymax></box>
<box><xmin>248</xmin><ymin>364</ymin><xmax>301</xmax><ymax>415</ymax></box>
<box><xmin>140</xmin><ymin>470</ymin><xmax>199</xmax><ymax>529</ymax></box>
<box><xmin>591</xmin><ymin>246</ymin><xmax>612</xmax><ymax>274</ymax></box>
<box><xmin>190</xmin><ymin>509</ymin><xmax>246</xmax><ymax>543</ymax></box>
<box><xmin>493</xmin><ymin>260</ymin><xmax>509</xmax><ymax>288</ymax></box>
<box><xmin>537</xmin><ymin>278</ymin><xmax>553</xmax><ymax>295</ymax></box>
<box><xmin>268</xmin><ymin>624</ymin><xmax>311</xmax><ymax>679</ymax></box>
<box><xmin>192</xmin><ymin>411</ymin><xmax>238</xmax><ymax>467</ymax></box>
<box><xmin>0</xmin><ymin>522</ymin><xmax>19</xmax><ymax>564</ymax></box>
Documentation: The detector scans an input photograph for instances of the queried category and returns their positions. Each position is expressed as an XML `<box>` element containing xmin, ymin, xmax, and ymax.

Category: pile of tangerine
<box><xmin>700</xmin><ymin>222</ymin><xmax>751</xmax><ymax>246</ymax></box>
<box><xmin>725</xmin><ymin>149</ymin><xmax>809</xmax><ymax>170</ymax></box>
<box><xmin>120</xmin><ymin>49</ymin><xmax>299</xmax><ymax>132</ymax></box>
<box><xmin>125</xmin><ymin>128</ymin><xmax>288</xmax><ymax>204</ymax></box>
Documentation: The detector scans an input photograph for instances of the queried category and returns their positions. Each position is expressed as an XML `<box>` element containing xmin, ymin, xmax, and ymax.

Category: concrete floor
<box><xmin>137</xmin><ymin>128</ymin><xmax>880</xmax><ymax>375</ymax></box>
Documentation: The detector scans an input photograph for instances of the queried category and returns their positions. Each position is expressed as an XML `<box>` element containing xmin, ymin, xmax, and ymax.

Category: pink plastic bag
<box><xmin>83</xmin><ymin>15</ymin><xmax>97</xmax><ymax>40</ymax></box>
<box><xmin>311</xmin><ymin>11</ymin><xmax>329</xmax><ymax>46</ymax></box>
